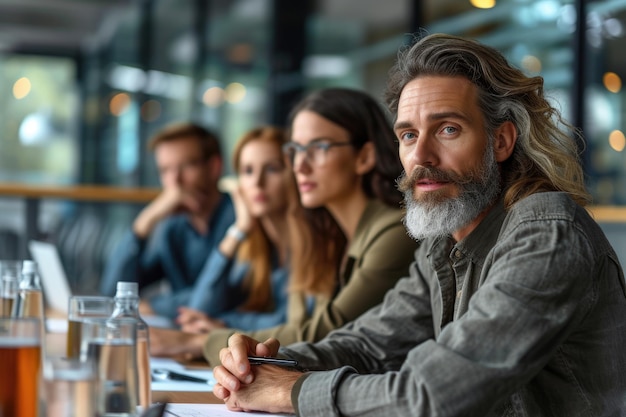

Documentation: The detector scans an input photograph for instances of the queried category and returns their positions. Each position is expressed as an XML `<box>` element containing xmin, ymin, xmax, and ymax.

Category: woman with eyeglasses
<box><xmin>149</xmin><ymin>88</ymin><xmax>418</xmax><ymax>365</ymax></box>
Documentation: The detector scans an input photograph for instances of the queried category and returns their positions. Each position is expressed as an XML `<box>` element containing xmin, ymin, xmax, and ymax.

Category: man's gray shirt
<box><xmin>285</xmin><ymin>192</ymin><xmax>626</xmax><ymax>416</ymax></box>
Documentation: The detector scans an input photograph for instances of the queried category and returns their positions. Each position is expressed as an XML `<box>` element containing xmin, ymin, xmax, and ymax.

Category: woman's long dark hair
<box><xmin>287</xmin><ymin>88</ymin><xmax>404</xmax><ymax>296</ymax></box>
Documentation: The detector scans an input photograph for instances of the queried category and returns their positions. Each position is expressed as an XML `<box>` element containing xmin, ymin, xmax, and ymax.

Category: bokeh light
<box><xmin>109</xmin><ymin>93</ymin><xmax>131</xmax><ymax>116</ymax></box>
<box><xmin>203</xmin><ymin>86</ymin><xmax>225</xmax><ymax>107</ymax></box>
<box><xmin>13</xmin><ymin>77</ymin><xmax>32</xmax><ymax>99</ymax></box>
<box><xmin>521</xmin><ymin>55</ymin><xmax>542</xmax><ymax>73</ymax></box>
<box><xmin>225</xmin><ymin>83</ymin><xmax>246</xmax><ymax>104</ymax></box>
<box><xmin>608</xmin><ymin>130</ymin><xmax>626</xmax><ymax>152</ymax></box>
<box><xmin>470</xmin><ymin>0</ymin><xmax>496</xmax><ymax>9</ymax></box>
<box><xmin>603</xmin><ymin>72</ymin><xmax>622</xmax><ymax>93</ymax></box>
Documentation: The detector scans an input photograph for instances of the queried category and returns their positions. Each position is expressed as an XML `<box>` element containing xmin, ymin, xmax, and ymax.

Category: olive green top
<box><xmin>202</xmin><ymin>199</ymin><xmax>418</xmax><ymax>365</ymax></box>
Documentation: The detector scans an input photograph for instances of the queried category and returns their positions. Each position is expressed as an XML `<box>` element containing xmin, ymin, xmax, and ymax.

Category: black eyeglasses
<box><xmin>282</xmin><ymin>141</ymin><xmax>353</xmax><ymax>166</ymax></box>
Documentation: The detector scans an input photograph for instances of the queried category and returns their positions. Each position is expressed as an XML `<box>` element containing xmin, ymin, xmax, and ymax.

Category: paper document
<box><xmin>151</xmin><ymin>357</ymin><xmax>216</xmax><ymax>392</ymax></box>
<box><xmin>164</xmin><ymin>403</ymin><xmax>295</xmax><ymax>417</ymax></box>
<box><xmin>46</xmin><ymin>318</ymin><xmax>69</xmax><ymax>333</ymax></box>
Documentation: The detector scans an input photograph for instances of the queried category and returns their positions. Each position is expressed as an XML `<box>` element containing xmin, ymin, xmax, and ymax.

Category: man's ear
<box><xmin>355</xmin><ymin>141</ymin><xmax>377</xmax><ymax>175</ymax></box>
<box><xmin>493</xmin><ymin>121</ymin><xmax>517</xmax><ymax>163</ymax></box>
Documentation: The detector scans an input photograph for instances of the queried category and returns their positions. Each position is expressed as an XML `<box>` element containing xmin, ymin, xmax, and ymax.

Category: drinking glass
<box><xmin>81</xmin><ymin>318</ymin><xmax>139</xmax><ymax>417</ymax></box>
<box><xmin>0</xmin><ymin>317</ymin><xmax>43</xmax><ymax>417</ymax></box>
<box><xmin>41</xmin><ymin>355</ymin><xmax>98</xmax><ymax>417</ymax></box>
<box><xmin>0</xmin><ymin>260</ymin><xmax>21</xmax><ymax>317</ymax></box>
<box><xmin>66</xmin><ymin>295</ymin><xmax>114</xmax><ymax>358</ymax></box>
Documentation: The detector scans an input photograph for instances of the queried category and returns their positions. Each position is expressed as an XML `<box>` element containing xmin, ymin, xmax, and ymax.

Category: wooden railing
<box><xmin>0</xmin><ymin>183</ymin><xmax>160</xmax><ymax>258</ymax></box>
<box><xmin>0</xmin><ymin>182</ymin><xmax>623</xmax><ymax>256</ymax></box>
<box><xmin>0</xmin><ymin>183</ymin><xmax>160</xmax><ymax>203</ymax></box>
<box><xmin>586</xmin><ymin>206</ymin><xmax>626</xmax><ymax>223</ymax></box>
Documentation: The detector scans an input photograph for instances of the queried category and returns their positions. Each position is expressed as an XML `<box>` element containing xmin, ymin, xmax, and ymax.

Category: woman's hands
<box><xmin>231</xmin><ymin>184</ymin><xmax>255</xmax><ymax>235</ymax></box>
<box><xmin>148</xmin><ymin>327</ymin><xmax>206</xmax><ymax>361</ymax></box>
<box><xmin>176</xmin><ymin>307</ymin><xmax>225</xmax><ymax>333</ymax></box>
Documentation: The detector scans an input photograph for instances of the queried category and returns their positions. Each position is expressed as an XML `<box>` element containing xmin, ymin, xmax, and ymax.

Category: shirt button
<box><xmin>454</xmin><ymin>249</ymin><xmax>462</xmax><ymax>259</ymax></box>
<box><xmin>456</xmin><ymin>290</ymin><xmax>462</xmax><ymax>299</ymax></box>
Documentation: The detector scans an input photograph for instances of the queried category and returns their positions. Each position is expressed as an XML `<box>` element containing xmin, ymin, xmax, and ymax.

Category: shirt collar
<box><xmin>454</xmin><ymin>197</ymin><xmax>507</xmax><ymax>265</ymax></box>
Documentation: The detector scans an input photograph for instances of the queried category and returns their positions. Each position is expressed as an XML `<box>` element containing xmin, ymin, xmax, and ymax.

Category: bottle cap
<box><xmin>115</xmin><ymin>281</ymin><xmax>139</xmax><ymax>298</ymax></box>
<box><xmin>21</xmin><ymin>260</ymin><xmax>37</xmax><ymax>275</ymax></box>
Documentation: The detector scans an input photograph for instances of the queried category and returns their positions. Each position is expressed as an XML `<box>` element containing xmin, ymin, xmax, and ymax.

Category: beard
<box><xmin>397</xmin><ymin>141</ymin><xmax>501</xmax><ymax>241</ymax></box>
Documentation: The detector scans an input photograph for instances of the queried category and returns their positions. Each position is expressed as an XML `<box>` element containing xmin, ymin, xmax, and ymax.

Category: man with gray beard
<box><xmin>399</xmin><ymin>132</ymin><xmax>500</xmax><ymax>240</ymax></box>
<box><xmin>211</xmin><ymin>33</ymin><xmax>626</xmax><ymax>417</ymax></box>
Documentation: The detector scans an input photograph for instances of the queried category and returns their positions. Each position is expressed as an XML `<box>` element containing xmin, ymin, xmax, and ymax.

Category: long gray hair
<box><xmin>385</xmin><ymin>33</ymin><xmax>590</xmax><ymax>208</ymax></box>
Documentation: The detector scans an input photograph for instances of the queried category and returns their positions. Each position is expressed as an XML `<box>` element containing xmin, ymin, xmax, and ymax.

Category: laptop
<box><xmin>28</xmin><ymin>239</ymin><xmax>73</xmax><ymax>314</ymax></box>
<box><xmin>28</xmin><ymin>239</ymin><xmax>174</xmax><ymax>328</ymax></box>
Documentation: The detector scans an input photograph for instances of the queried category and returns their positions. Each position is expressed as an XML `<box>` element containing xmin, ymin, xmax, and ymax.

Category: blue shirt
<box><xmin>100</xmin><ymin>193</ymin><xmax>235</xmax><ymax>318</ymax></box>
<box><xmin>188</xmin><ymin>249</ymin><xmax>289</xmax><ymax>331</ymax></box>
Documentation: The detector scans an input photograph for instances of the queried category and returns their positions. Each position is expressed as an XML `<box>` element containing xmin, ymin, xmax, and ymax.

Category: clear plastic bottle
<box><xmin>110</xmin><ymin>281</ymin><xmax>152</xmax><ymax>411</ymax></box>
<box><xmin>11</xmin><ymin>260</ymin><xmax>46</xmax><ymax>367</ymax></box>
<box><xmin>0</xmin><ymin>260</ymin><xmax>21</xmax><ymax>317</ymax></box>
<box><xmin>12</xmin><ymin>260</ymin><xmax>45</xmax><ymax>321</ymax></box>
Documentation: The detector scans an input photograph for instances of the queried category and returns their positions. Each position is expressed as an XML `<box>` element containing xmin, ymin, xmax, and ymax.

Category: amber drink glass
<box><xmin>0</xmin><ymin>317</ymin><xmax>42</xmax><ymax>417</ymax></box>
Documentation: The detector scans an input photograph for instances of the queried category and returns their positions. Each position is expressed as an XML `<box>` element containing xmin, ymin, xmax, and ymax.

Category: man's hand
<box><xmin>133</xmin><ymin>187</ymin><xmax>208</xmax><ymax>238</ymax></box>
<box><xmin>212</xmin><ymin>333</ymin><xmax>299</xmax><ymax>414</ymax></box>
<box><xmin>176</xmin><ymin>307</ymin><xmax>225</xmax><ymax>333</ymax></box>
<box><xmin>214</xmin><ymin>364</ymin><xmax>300</xmax><ymax>414</ymax></box>
<box><xmin>212</xmin><ymin>333</ymin><xmax>279</xmax><ymax>389</ymax></box>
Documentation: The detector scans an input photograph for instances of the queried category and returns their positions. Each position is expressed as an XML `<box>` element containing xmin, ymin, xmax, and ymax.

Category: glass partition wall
<box><xmin>2</xmin><ymin>0</ymin><xmax>624</xmax><ymax>196</ymax></box>
<box><xmin>0</xmin><ymin>0</ymin><xmax>624</xmax><ymax>288</ymax></box>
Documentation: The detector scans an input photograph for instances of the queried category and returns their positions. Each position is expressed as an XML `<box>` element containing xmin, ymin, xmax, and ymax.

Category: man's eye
<box><xmin>400</xmin><ymin>132</ymin><xmax>416</xmax><ymax>141</ymax></box>
<box><xmin>442</xmin><ymin>126</ymin><xmax>457</xmax><ymax>134</ymax></box>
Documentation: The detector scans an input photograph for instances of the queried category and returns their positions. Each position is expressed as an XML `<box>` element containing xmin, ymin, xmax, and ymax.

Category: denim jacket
<box><xmin>100</xmin><ymin>193</ymin><xmax>235</xmax><ymax>318</ymax></box>
<box><xmin>188</xmin><ymin>249</ymin><xmax>289</xmax><ymax>331</ymax></box>
<box><xmin>287</xmin><ymin>192</ymin><xmax>626</xmax><ymax>416</ymax></box>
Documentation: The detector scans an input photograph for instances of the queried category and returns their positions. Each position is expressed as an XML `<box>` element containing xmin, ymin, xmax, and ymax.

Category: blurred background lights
<box><xmin>609</xmin><ymin>130</ymin><xmax>626</xmax><ymax>152</ymax></box>
<box><xmin>18</xmin><ymin>111</ymin><xmax>52</xmax><ymax>145</ymax></box>
<box><xmin>557</xmin><ymin>4</ymin><xmax>577</xmax><ymax>33</ymax></box>
<box><xmin>203</xmin><ymin>86</ymin><xmax>225</xmax><ymax>107</ymax></box>
<box><xmin>604</xmin><ymin>18</ymin><xmax>624</xmax><ymax>38</ymax></box>
<box><xmin>303</xmin><ymin>55</ymin><xmax>351</xmax><ymax>78</ymax></box>
<box><xmin>470</xmin><ymin>0</ymin><xmax>496</xmax><ymax>9</ymax></box>
<box><xmin>108</xmin><ymin>65</ymin><xmax>145</xmax><ymax>93</ymax></box>
<box><xmin>521</xmin><ymin>55</ymin><xmax>542</xmax><ymax>73</ymax></box>
<box><xmin>13</xmin><ymin>77</ymin><xmax>32</xmax><ymax>99</ymax></box>
<box><xmin>109</xmin><ymin>93</ymin><xmax>131</xmax><ymax>116</ymax></box>
<box><xmin>225</xmin><ymin>83</ymin><xmax>246</xmax><ymax>104</ymax></box>
<box><xmin>533</xmin><ymin>0</ymin><xmax>561</xmax><ymax>22</ymax></box>
<box><xmin>603</xmin><ymin>72</ymin><xmax>622</xmax><ymax>93</ymax></box>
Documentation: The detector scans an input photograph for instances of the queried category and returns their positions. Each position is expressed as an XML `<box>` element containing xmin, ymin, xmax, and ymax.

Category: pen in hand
<box><xmin>247</xmin><ymin>356</ymin><xmax>298</xmax><ymax>367</ymax></box>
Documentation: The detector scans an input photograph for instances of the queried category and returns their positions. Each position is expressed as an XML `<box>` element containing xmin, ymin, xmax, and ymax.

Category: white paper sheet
<box><xmin>150</xmin><ymin>357</ymin><xmax>216</xmax><ymax>392</ymax></box>
<box><xmin>164</xmin><ymin>403</ymin><xmax>295</xmax><ymax>417</ymax></box>
<box><xmin>46</xmin><ymin>317</ymin><xmax>69</xmax><ymax>333</ymax></box>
